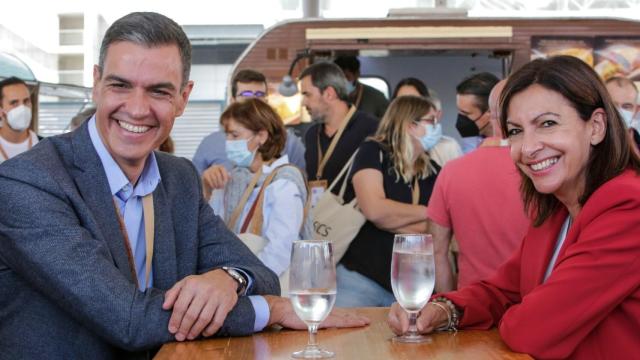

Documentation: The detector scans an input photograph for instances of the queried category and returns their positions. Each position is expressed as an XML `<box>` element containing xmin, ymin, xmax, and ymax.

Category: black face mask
<box><xmin>456</xmin><ymin>113</ymin><xmax>481</xmax><ymax>138</ymax></box>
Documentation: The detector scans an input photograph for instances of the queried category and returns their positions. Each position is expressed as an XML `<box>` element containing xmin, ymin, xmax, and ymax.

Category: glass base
<box><xmin>392</xmin><ymin>333</ymin><xmax>432</xmax><ymax>344</ymax></box>
<box><xmin>291</xmin><ymin>347</ymin><xmax>335</xmax><ymax>359</ymax></box>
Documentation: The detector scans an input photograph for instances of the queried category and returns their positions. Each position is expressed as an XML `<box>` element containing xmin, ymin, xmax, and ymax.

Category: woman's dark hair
<box><xmin>220</xmin><ymin>99</ymin><xmax>286</xmax><ymax>162</ymax></box>
<box><xmin>499</xmin><ymin>55</ymin><xmax>640</xmax><ymax>226</ymax></box>
<box><xmin>392</xmin><ymin>77</ymin><xmax>428</xmax><ymax>99</ymax></box>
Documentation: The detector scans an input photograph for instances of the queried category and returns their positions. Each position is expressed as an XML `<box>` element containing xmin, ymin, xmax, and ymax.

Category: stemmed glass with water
<box><xmin>390</xmin><ymin>233</ymin><xmax>436</xmax><ymax>343</ymax></box>
<box><xmin>289</xmin><ymin>240</ymin><xmax>337</xmax><ymax>359</ymax></box>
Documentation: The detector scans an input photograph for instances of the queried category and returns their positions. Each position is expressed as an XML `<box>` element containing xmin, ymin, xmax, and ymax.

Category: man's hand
<box><xmin>264</xmin><ymin>295</ymin><xmax>370</xmax><ymax>330</ymax></box>
<box><xmin>202</xmin><ymin>165</ymin><xmax>231</xmax><ymax>191</ymax></box>
<box><xmin>387</xmin><ymin>301</ymin><xmax>447</xmax><ymax>335</ymax></box>
<box><xmin>162</xmin><ymin>269</ymin><xmax>239</xmax><ymax>341</ymax></box>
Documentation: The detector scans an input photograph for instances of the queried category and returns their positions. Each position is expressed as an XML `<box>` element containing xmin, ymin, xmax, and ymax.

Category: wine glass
<box><xmin>289</xmin><ymin>240</ymin><xmax>337</xmax><ymax>359</ymax></box>
<box><xmin>390</xmin><ymin>234</ymin><xmax>435</xmax><ymax>343</ymax></box>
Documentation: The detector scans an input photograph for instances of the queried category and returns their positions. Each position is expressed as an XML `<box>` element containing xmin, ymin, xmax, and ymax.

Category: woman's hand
<box><xmin>387</xmin><ymin>301</ymin><xmax>450</xmax><ymax>335</ymax></box>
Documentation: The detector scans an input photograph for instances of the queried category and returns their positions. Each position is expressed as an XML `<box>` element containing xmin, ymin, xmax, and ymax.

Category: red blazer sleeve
<box><xmin>442</xmin><ymin>238</ymin><xmax>525</xmax><ymax>329</ymax></box>
<box><xmin>497</xmin><ymin>177</ymin><xmax>640</xmax><ymax>359</ymax></box>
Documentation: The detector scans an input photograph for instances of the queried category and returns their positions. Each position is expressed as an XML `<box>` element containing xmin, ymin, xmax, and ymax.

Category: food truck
<box><xmin>232</xmin><ymin>15</ymin><xmax>640</xmax><ymax>136</ymax></box>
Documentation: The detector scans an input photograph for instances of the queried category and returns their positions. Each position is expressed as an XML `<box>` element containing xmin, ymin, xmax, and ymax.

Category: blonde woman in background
<box><xmin>393</xmin><ymin>78</ymin><xmax>462</xmax><ymax>166</ymax></box>
<box><xmin>336</xmin><ymin>95</ymin><xmax>440</xmax><ymax>307</ymax></box>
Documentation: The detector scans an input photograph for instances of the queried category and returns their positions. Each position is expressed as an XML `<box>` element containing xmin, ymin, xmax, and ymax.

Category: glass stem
<box><xmin>407</xmin><ymin>312</ymin><xmax>418</xmax><ymax>336</ymax></box>
<box><xmin>306</xmin><ymin>324</ymin><xmax>319</xmax><ymax>349</ymax></box>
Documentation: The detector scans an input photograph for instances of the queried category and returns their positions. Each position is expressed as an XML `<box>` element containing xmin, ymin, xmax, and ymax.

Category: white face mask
<box><xmin>617</xmin><ymin>107</ymin><xmax>634</xmax><ymax>128</ymax></box>
<box><xmin>5</xmin><ymin>105</ymin><xmax>32</xmax><ymax>132</ymax></box>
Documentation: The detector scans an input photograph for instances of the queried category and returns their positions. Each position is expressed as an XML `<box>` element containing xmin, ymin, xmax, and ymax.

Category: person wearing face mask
<box><xmin>0</xmin><ymin>77</ymin><xmax>39</xmax><ymax>164</ymax></box>
<box><xmin>336</xmin><ymin>95</ymin><xmax>439</xmax><ymax>307</ymax></box>
<box><xmin>392</xmin><ymin>78</ymin><xmax>463</xmax><ymax>167</ymax></box>
<box><xmin>604</xmin><ymin>76</ymin><xmax>640</xmax><ymax>154</ymax></box>
<box><xmin>455</xmin><ymin>72</ymin><xmax>500</xmax><ymax>154</ymax></box>
<box><xmin>206</xmin><ymin>98</ymin><xmax>312</xmax><ymax>284</ymax></box>
<box><xmin>193</xmin><ymin>69</ymin><xmax>306</xmax><ymax>192</ymax></box>
<box><xmin>334</xmin><ymin>55</ymin><xmax>389</xmax><ymax>119</ymax></box>
<box><xmin>427</xmin><ymin>80</ymin><xmax>529</xmax><ymax>293</ymax></box>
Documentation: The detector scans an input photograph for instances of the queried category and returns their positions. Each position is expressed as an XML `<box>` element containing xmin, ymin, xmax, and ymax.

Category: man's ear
<box><xmin>322</xmin><ymin>86</ymin><xmax>338</xmax><ymax>101</ymax></box>
<box><xmin>92</xmin><ymin>65</ymin><xmax>101</xmax><ymax>101</ymax></box>
<box><xmin>589</xmin><ymin>108</ymin><xmax>607</xmax><ymax>146</ymax></box>
<box><xmin>176</xmin><ymin>80</ymin><xmax>194</xmax><ymax>117</ymax></box>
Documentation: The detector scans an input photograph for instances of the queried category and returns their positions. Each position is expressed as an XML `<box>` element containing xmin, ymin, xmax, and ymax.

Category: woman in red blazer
<box><xmin>388</xmin><ymin>55</ymin><xmax>640</xmax><ymax>360</ymax></box>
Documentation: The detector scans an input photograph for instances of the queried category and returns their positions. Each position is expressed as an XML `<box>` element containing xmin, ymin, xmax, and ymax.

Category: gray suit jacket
<box><xmin>0</xmin><ymin>123</ymin><xmax>280</xmax><ymax>359</ymax></box>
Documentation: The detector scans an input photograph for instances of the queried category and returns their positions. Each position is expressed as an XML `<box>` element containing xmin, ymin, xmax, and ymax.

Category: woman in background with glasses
<box><xmin>337</xmin><ymin>96</ymin><xmax>440</xmax><ymax>307</ymax></box>
<box><xmin>393</xmin><ymin>77</ymin><xmax>462</xmax><ymax>167</ymax></box>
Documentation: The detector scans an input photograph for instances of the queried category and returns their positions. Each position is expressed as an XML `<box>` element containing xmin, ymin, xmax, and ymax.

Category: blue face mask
<box><xmin>419</xmin><ymin>123</ymin><xmax>443</xmax><ymax>151</ymax></box>
<box><xmin>225</xmin><ymin>138</ymin><xmax>255</xmax><ymax>168</ymax></box>
<box><xmin>345</xmin><ymin>80</ymin><xmax>356</xmax><ymax>94</ymax></box>
<box><xmin>618</xmin><ymin>107</ymin><xmax>634</xmax><ymax>128</ymax></box>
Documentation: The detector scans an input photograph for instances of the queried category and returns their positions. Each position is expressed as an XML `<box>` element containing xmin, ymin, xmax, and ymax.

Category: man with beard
<box><xmin>300</xmin><ymin>62</ymin><xmax>378</xmax><ymax>203</ymax></box>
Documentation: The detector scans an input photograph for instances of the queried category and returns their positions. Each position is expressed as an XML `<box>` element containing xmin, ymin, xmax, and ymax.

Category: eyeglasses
<box><xmin>415</xmin><ymin>116</ymin><xmax>437</xmax><ymax>125</ymax></box>
<box><xmin>237</xmin><ymin>90</ymin><xmax>267</xmax><ymax>98</ymax></box>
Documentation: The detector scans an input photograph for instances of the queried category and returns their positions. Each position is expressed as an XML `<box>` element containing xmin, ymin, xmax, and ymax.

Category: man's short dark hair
<box><xmin>231</xmin><ymin>69</ymin><xmax>267</xmax><ymax>98</ymax></box>
<box><xmin>299</xmin><ymin>62</ymin><xmax>350</xmax><ymax>102</ymax></box>
<box><xmin>334</xmin><ymin>55</ymin><xmax>360</xmax><ymax>74</ymax></box>
<box><xmin>456</xmin><ymin>72</ymin><xmax>500</xmax><ymax>113</ymax></box>
<box><xmin>0</xmin><ymin>76</ymin><xmax>28</xmax><ymax>104</ymax></box>
<box><xmin>392</xmin><ymin>77</ymin><xmax>429</xmax><ymax>99</ymax></box>
<box><xmin>98</xmin><ymin>12</ymin><xmax>192</xmax><ymax>88</ymax></box>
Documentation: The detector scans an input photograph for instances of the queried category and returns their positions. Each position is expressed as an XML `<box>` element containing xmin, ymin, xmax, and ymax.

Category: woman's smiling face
<box><xmin>506</xmin><ymin>84</ymin><xmax>606</xmax><ymax>207</ymax></box>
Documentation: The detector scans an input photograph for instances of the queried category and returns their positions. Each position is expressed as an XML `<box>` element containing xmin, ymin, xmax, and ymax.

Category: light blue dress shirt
<box><xmin>88</xmin><ymin>117</ymin><xmax>269</xmax><ymax>331</ymax></box>
<box><xmin>88</xmin><ymin>117</ymin><xmax>159</xmax><ymax>290</ymax></box>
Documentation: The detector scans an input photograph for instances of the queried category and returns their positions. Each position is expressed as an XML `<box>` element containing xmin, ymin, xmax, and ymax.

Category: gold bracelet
<box><xmin>429</xmin><ymin>301</ymin><xmax>452</xmax><ymax>331</ymax></box>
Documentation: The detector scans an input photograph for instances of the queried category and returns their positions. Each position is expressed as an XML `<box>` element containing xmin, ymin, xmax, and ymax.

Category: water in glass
<box><xmin>390</xmin><ymin>234</ymin><xmax>435</xmax><ymax>343</ymax></box>
<box><xmin>289</xmin><ymin>240</ymin><xmax>337</xmax><ymax>358</ymax></box>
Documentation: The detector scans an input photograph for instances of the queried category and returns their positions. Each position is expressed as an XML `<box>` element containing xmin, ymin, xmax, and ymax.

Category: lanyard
<box><xmin>0</xmin><ymin>133</ymin><xmax>33</xmax><ymax>161</ymax></box>
<box><xmin>315</xmin><ymin>105</ymin><xmax>357</xmax><ymax>180</ymax></box>
<box><xmin>114</xmin><ymin>193</ymin><xmax>155</xmax><ymax>289</ymax></box>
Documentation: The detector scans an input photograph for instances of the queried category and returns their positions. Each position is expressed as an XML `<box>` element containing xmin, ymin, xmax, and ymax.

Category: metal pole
<box><xmin>302</xmin><ymin>0</ymin><xmax>321</xmax><ymax>18</ymax></box>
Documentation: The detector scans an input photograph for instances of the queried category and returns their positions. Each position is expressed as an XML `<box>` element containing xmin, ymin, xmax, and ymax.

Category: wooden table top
<box><xmin>155</xmin><ymin>307</ymin><xmax>532</xmax><ymax>360</ymax></box>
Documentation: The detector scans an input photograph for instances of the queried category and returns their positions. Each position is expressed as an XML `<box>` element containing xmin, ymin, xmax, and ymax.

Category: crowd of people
<box><xmin>0</xmin><ymin>10</ymin><xmax>638</xmax><ymax>360</ymax></box>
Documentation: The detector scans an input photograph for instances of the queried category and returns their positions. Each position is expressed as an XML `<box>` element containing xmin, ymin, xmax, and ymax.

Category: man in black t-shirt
<box><xmin>299</xmin><ymin>62</ymin><xmax>379</xmax><ymax>201</ymax></box>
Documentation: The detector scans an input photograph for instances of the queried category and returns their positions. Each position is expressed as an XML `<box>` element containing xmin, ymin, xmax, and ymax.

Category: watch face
<box><xmin>223</xmin><ymin>267</ymin><xmax>247</xmax><ymax>294</ymax></box>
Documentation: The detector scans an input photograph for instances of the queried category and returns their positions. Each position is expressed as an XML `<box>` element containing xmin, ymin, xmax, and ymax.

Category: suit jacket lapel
<box><xmin>521</xmin><ymin>207</ymin><xmax>569</xmax><ymax>295</ymax></box>
<box><xmin>68</xmin><ymin>123</ymin><xmax>136</xmax><ymax>284</ymax></box>
<box><xmin>151</xmin><ymin>182</ymin><xmax>178</xmax><ymax>289</ymax></box>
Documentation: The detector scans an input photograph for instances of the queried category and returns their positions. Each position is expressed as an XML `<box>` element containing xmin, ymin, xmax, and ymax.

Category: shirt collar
<box><xmin>88</xmin><ymin>116</ymin><xmax>161</xmax><ymax>198</ymax></box>
<box><xmin>262</xmin><ymin>155</ymin><xmax>289</xmax><ymax>174</ymax></box>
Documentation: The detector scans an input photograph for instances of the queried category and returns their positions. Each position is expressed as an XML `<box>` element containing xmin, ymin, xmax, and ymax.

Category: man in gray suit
<box><xmin>0</xmin><ymin>12</ymin><xmax>367</xmax><ymax>359</ymax></box>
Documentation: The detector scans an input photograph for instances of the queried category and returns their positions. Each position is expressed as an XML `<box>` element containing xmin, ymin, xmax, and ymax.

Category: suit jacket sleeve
<box><xmin>0</xmin><ymin>161</ymin><xmax>174</xmax><ymax>351</ymax></box>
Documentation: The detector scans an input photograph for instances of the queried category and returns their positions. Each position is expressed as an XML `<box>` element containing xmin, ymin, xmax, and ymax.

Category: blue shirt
<box><xmin>89</xmin><ymin>117</ymin><xmax>160</xmax><ymax>291</ymax></box>
<box><xmin>192</xmin><ymin>129</ymin><xmax>306</xmax><ymax>174</ymax></box>
<box><xmin>89</xmin><ymin>117</ymin><xmax>270</xmax><ymax>331</ymax></box>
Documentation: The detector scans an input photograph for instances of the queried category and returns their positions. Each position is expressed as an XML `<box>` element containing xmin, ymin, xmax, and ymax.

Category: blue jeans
<box><xmin>335</xmin><ymin>264</ymin><xmax>396</xmax><ymax>307</ymax></box>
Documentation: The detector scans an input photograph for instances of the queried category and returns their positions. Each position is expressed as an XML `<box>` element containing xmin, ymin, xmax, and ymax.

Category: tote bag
<box><xmin>311</xmin><ymin>152</ymin><xmax>366</xmax><ymax>262</ymax></box>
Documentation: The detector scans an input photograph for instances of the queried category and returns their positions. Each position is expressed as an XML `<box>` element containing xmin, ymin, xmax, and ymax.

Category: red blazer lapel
<box><xmin>520</xmin><ymin>207</ymin><xmax>569</xmax><ymax>295</ymax></box>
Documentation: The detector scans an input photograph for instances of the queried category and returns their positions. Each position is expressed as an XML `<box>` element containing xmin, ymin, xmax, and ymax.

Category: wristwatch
<box><xmin>221</xmin><ymin>266</ymin><xmax>248</xmax><ymax>295</ymax></box>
